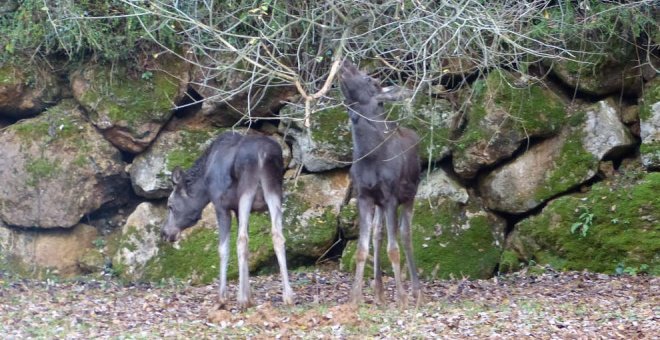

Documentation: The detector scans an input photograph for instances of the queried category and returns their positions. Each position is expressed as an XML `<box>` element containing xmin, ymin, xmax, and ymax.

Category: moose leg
<box><xmin>400</xmin><ymin>201</ymin><xmax>422</xmax><ymax>303</ymax></box>
<box><xmin>263</xmin><ymin>185</ymin><xmax>294</xmax><ymax>305</ymax></box>
<box><xmin>351</xmin><ymin>197</ymin><xmax>375</xmax><ymax>304</ymax></box>
<box><xmin>216</xmin><ymin>208</ymin><xmax>232</xmax><ymax>308</ymax></box>
<box><xmin>236</xmin><ymin>190</ymin><xmax>256</xmax><ymax>309</ymax></box>
<box><xmin>384</xmin><ymin>200</ymin><xmax>406</xmax><ymax>307</ymax></box>
<box><xmin>371</xmin><ymin>206</ymin><xmax>385</xmax><ymax>304</ymax></box>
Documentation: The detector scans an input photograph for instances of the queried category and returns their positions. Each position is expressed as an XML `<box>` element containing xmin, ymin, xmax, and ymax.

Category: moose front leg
<box><xmin>384</xmin><ymin>200</ymin><xmax>407</xmax><ymax>308</ymax></box>
<box><xmin>371</xmin><ymin>206</ymin><xmax>385</xmax><ymax>305</ymax></box>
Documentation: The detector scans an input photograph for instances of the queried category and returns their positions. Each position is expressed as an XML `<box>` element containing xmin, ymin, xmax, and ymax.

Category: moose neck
<box><xmin>349</xmin><ymin>104</ymin><xmax>397</xmax><ymax>160</ymax></box>
<box><xmin>184</xmin><ymin>155</ymin><xmax>212</xmax><ymax>210</ymax></box>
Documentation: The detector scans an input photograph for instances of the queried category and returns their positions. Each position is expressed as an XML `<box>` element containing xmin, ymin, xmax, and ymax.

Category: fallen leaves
<box><xmin>0</xmin><ymin>269</ymin><xmax>657</xmax><ymax>338</ymax></box>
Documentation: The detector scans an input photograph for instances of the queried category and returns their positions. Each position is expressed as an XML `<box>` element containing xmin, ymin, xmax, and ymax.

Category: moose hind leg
<box><xmin>351</xmin><ymin>197</ymin><xmax>375</xmax><ymax>304</ymax></box>
<box><xmin>372</xmin><ymin>206</ymin><xmax>385</xmax><ymax>304</ymax></box>
<box><xmin>263</xmin><ymin>181</ymin><xmax>293</xmax><ymax>305</ymax></box>
<box><xmin>400</xmin><ymin>200</ymin><xmax>422</xmax><ymax>303</ymax></box>
<box><xmin>384</xmin><ymin>201</ymin><xmax>407</xmax><ymax>307</ymax></box>
<box><xmin>215</xmin><ymin>208</ymin><xmax>232</xmax><ymax>308</ymax></box>
<box><xmin>236</xmin><ymin>188</ymin><xmax>257</xmax><ymax>309</ymax></box>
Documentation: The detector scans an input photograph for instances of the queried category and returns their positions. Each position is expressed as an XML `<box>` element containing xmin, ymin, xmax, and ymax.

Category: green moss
<box><xmin>282</xmin><ymin>182</ymin><xmax>338</xmax><ymax>260</ymax></box>
<box><xmin>455</xmin><ymin>70</ymin><xmax>567</xmax><ymax>153</ymax></box>
<box><xmin>309</xmin><ymin>106</ymin><xmax>352</xmax><ymax>156</ymax></box>
<box><xmin>514</xmin><ymin>171</ymin><xmax>660</xmax><ymax>274</ymax></box>
<box><xmin>341</xmin><ymin>199</ymin><xmax>501</xmax><ymax>280</ymax></box>
<box><xmin>498</xmin><ymin>250</ymin><xmax>522</xmax><ymax>273</ymax></box>
<box><xmin>535</xmin><ymin>130</ymin><xmax>598</xmax><ymax>200</ymax></box>
<box><xmin>0</xmin><ymin>63</ymin><xmax>21</xmax><ymax>85</ymax></box>
<box><xmin>78</xmin><ymin>59</ymin><xmax>183</xmax><ymax>128</ymax></box>
<box><xmin>25</xmin><ymin>156</ymin><xmax>60</xmax><ymax>187</ymax></box>
<box><xmin>165</xmin><ymin>129</ymin><xmax>224</xmax><ymax>171</ymax></box>
<box><xmin>142</xmin><ymin>213</ymin><xmax>276</xmax><ymax>284</ymax></box>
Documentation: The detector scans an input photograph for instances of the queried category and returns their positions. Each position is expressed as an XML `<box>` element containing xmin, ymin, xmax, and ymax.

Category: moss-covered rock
<box><xmin>386</xmin><ymin>95</ymin><xmax>458</xmax><ymax>164</ymax></box>
<box><xmin>0</xmin><ymin>59</ymin><xmax>61</xmax><ymax>118</ymax></box>
<box><xmin>0</xmin><ymin>100</ymin><xmax>128</xmax><ymax>228</ymax></box>
<box><xmin>505</xmin><ymin>170</ymin><xmax>660</xmax><ymax>275</ymax></box>
<box><xmin>640</xmin><ymin>77</ymin><xmax>660</xmax><ymax>170</ymax></box>
<box><xmin>141</xmin><ymin>206</ymin><xmax>277</xmax><ymax>284</ymax></box>
<box><xmin>453</xmin><ymin>70</ymin><xmax>568</xmax><ymax>178</ymax></box>
<box><xmin>129</xmin><ymin>127</ymin><xmax>228</xmax><ymax>198</ymax></box>
<box><xmin>279</xmin><ymin>100</ymin><xmax>352</xmax><ymax>172</ymax></box>
<box><xmin>282</xmin><ymin>171</ymin><xmax>350</xmax><ymax>261</ymax></box>
<box><xmin>70</xmin><ymin>53</ymin><xmax>189</xmax><ymax>153</ymax></box>
<box><xmin>480</xmin><ymin>99</ymin><xmax>634</xmax><ymax>214</ymax></box>
<box><xmin>544</xmin><ymin>26</ymin><xmax>644</xmax><ymax>97</ymax></box>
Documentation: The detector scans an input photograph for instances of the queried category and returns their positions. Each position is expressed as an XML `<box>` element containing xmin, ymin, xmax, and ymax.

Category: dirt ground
<box><xmin>0</xmin><ymin>267</ymin><xmax>657</xmax><ymax>338</ymax></box>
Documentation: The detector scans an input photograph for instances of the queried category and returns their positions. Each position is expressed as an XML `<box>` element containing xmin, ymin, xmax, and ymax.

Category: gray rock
<box><xmin>416</xmin><ymin>168</ymin><xmax>468</xmax><ymax>204</ymax></box>
<box><xmin>0</xmin><ymin>101</ymin><xmax>127</xmax><ymax>228</ymax></box>
<box><xmin>640</xmin><ymin>79</ymin><xmax>660</xmax><ymax>170</ymax></box>
<box><xmin>480</xmin><ymin>100</ymin><xmax>636</xmax><ymax>214</ymax></box>
<box><xmin>0</xmin><ymin>222</ymin><xmax>99</xmax><ymax>277</ymax></box>
<box><xmin>279</xmin><ymin>101</ymin><xmax>352</xmax><ymax>172</ymax></box>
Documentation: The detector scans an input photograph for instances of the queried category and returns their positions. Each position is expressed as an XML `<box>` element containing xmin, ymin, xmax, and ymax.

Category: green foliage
<box><xmin>570</xmin><ymin>206</ymin><xmax>594</xmax><ymax>237</ymax></box>
<box><xmin>0</xmin><ymin>0</ymin><xmax>180</xmax><ymax>62</ymax></box>
<box><xmin>615</xmin><ymin>263</ymin><xmax>650</xmax><ymax>276</ymax></box>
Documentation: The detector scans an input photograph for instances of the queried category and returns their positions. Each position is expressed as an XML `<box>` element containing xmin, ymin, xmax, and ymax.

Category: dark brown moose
<box><xmin>161</xmin><ymin>131</ymin><xmax>293</xmax><ymax>309</ymax></box>
<box><xmin>339</xmin><ymin>61</ymin><xmax>422</xmax><ymax>306</ymax></box>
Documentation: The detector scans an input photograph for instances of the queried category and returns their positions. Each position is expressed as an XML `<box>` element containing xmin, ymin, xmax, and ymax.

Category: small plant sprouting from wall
<box><xmin>570</xmin><ymin>206</ymin><xmax>594</xmax><ymax>237</ymax></box>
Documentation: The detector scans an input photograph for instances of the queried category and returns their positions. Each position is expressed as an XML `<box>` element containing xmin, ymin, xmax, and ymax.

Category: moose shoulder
<box><xmin>161</xmin><ymin>131</ymin><xmax>293</xmax><ymax>309</ymax></box>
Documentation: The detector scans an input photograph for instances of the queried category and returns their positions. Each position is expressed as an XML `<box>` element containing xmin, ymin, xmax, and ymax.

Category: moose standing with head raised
<box><xmin>339</xmin><ymin>61</ymin><xmax>422</xmax><ymax>307</ymax></box>
<box><xmin>161</xmin><ymin>131</ymin><xmax>294</xmax><ymax>310</ymax></box>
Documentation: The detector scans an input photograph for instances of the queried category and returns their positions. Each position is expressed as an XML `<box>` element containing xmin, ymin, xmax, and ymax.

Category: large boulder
<box><xmin>0</xmin><ymin>100</ymin><xmax>128</xmax><ymax>228</ymax></box>
<box><xmin>129</xmin><ymin>127</ymin><xmax>225</xmax><ymax>199</ymax></box>
<box><xmin>479</xmin><ymin>100</ymin><xmax>636</xmax><ymax>214</ymax></box>
<box><xmin>70</xmin><ymin>53</ymin><xmax>189</xmax><ymax>153</ymax></box>
<box><xmin>341</xmin><ymin>168</ymin><xmax>505</xmax><ymax>279</ymax></box>
<box><xmin>0</xmin><ymin>222</ymin><xmax>99</xmax><ymax>277</ymax></box>
<box><xmin>0</xmin><ymin>59</ymin><xmax>61</xmax><ymax>118</ymax></box>
<box><xmin>279</xmin><ymin>101</ymin><xmax>353</xmax><ymax>172</ymax></box>
<box><xmin>452</xmin><ymin>70</ymin><xmax>568</xmax><ymax>178</ymax></box>
<box><xmin>283</xmin><ymin>170</ymin><xmax>351</xmax><ymax>260</ymax></box>
<box><xmin>113</xmin><ymin>202</ymin><xmax>167</xmax><ymax>282</ymax></box>
<box><xmin>503</xmin><ymin>170</ymin><xmax>660</xmax><ymax>275</ymax></box>
<box><xmin>640</xmin><ymin>78</ymin><xmax>660</xmax><ymax>170</ymax></box>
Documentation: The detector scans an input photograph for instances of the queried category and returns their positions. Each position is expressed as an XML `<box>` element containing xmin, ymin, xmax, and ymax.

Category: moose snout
<box><xmin>161</xmin><ymin>228</ymin><xmax>180</xmax><ymax>243</ymax></box>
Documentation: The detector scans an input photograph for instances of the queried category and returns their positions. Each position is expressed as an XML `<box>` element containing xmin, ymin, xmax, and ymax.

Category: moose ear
<box><xmin>374</xmin><ymin>86</ymin><xmax>414</xmax><ymax>102</ymax></box>
<box><xmin>171</xmin><ymin>167</ymin><xmax>184</xmax><ymax>186</ymax></box>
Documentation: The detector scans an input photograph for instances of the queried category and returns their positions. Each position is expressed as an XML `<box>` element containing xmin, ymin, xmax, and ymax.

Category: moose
<box><xmin>161</xmin><ymin>131</ymin><xmax>293</xmax><ymax>309</ymax></box>
<box><xmin>339</xmin><ymin>61</ymin><xmax>422</xmax><ymax>306</ymax></box>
